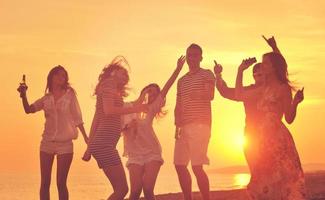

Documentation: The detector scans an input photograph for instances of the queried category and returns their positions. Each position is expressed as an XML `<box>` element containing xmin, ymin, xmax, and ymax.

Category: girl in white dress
<box><xmin>122</xmin><ymin>56</ymin><xmax>185</xmax><ymax>200</ymax></box>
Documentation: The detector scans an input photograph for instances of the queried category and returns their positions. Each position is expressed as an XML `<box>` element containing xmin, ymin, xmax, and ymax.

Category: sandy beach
<box><xmin>136</xmin><ymin>171</ymin><xmax>325</xmax><ymax>200</ymax></box>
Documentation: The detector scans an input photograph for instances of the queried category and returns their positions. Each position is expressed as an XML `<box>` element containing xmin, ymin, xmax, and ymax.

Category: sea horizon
<box><xmin>1</xmin><ymin>163</ymin><xmax>324</xmax><ymax>200</ymax></box>
<box><xmin>0</xmin><ymin>171</ymin><xmax>249</xmax><ymax>200</ymax></box>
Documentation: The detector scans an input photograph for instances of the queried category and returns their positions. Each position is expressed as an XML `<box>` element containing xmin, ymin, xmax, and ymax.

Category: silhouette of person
<box><xmin>122</xmin><ymin>56</ymin><xmax>185</xmax><ymax>200</ymax></box>
<box><xmin>235</xmin><ymin>46</ymin><xmax>307</xmax><ymax>199</ymax></box>
<box><xmin>174</xmin><ymin>44</ymin><xmax>215</xmax><ymax>200</ymax></box>
<box><xmin>17</xmin><ymin>65</ymin><xmax>88</xmax><ymax>200</ymax></box>
<box><xmin>83</xmin><ymin>56</ymin><xmax>147</xmax><ymax>200</ymax></box>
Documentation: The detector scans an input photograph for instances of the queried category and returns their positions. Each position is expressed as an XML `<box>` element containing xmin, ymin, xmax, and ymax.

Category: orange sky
<box><xmin>1</xmin><ymin>0</ymin><xmax>325</xmax><ymax>173</ymax></box>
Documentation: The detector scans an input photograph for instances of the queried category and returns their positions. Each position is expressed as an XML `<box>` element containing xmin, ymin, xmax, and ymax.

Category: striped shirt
<box><xmin>88</xmin><ymin>78</ymin><xmax>123</xmax><ymax>167</ymax></box>
<box><xmin>175</xmin><ymin>68</ymin><xmax>215</xmax><ymax>126</ymax></box>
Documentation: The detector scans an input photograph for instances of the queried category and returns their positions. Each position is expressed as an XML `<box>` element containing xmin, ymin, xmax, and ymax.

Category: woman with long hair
<box><xmin>17</xmin><ymin>65</ymin><xmax>88</xmax><ymax>200</ymax></box>
<box><xmin>122</xmin><ymin>56</ymin><xmax>185</xmax><ymax>200</ymax></box>
<box><xmin>214</xmin><ymin>36</ymin><xmax>304</xmax><ymax>181</ymax></box>
<box><xmin>83</xmin><ymin>56</ymin><xmax>147</xmax><ymax>200</ymax></box>
<box><xmin>235</xmin><ymin>52</ymin><xmax>307</xmax><ymax>199</ymax></box>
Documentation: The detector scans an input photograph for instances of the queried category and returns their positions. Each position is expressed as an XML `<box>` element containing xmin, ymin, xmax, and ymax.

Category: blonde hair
<box><xmin>95</xmin><ymin>56</ymin><xmax>130</xmax><ymax>97</ymax></box>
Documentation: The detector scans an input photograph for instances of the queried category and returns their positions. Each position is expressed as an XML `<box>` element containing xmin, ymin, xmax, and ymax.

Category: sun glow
<box><xmin>1</xmin><ymin>1</ymin><xmax>324</xmax><ymax>190</ymax></box>
<box><xmin>235</xmin><ymin>134</ymin><xmax>246</xmax><ymax>149</ymax></box>
<box><xmin>234</xmin><ymin>173</ymin><xmax>251</xmax><ymax>188</ymax></box>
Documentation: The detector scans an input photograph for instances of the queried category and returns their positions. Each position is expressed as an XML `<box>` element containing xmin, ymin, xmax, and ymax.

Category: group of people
<box><xmin>18</xmin><ymin>35</ymin><xmax>307</xmax><ymax>200</ymax></box>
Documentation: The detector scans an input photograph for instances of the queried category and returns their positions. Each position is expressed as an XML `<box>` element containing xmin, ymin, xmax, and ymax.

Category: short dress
<box><xmin>247</xmin><ymin>84</ymin><xmax>308</xmax><ymax>200</ymax></box>
<box><xmin>88</xmin><ymin>79</ymin><xmax>123</xmax><ymax>168</ymax></box>
<box><xmin>122</xmin><ymin>95</ymin><xmax>165</xmax><ymax>167</ymax></box>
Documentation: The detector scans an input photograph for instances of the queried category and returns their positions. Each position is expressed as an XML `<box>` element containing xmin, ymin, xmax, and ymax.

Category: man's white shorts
<box><xmin>174</xmin><ymin>123</ymin><xmax>211</xmax><ymax>166</ymax></box>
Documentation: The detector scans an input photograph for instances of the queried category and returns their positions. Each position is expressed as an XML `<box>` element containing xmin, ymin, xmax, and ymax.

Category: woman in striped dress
<box><xmin>83</xmin><ymin>56</ymin><xmax>147</xmax><ymax>200</ymax></box>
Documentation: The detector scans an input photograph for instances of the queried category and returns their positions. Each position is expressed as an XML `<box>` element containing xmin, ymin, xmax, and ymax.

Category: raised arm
<box><xmin>17</xmin><ymin>84</ymin><xmax>36</xmax><ymax>114</ymax></box>
<box><xmin>262</xmin><ymin>35</ymin><xmax>281</xmax><ymax>54</ymax></box>
<box><xmin>100</xmin><ymin>81</ymin><xmax>147</xmax><ymax>115</ymax></box>
<box><xmin>217</xmin><ymin>80</ymin><xmax>238</xmax><ymax>101</ymax></box>
<box><xmin>235</xmin><ymin>60</ymin><xmax>247</xmax><ymax>96</ymax></box>
<box><xmin>214</xmin><ymin>60</ymin><xmax>238</xmax><ymax>101</ymax></box>
<box><xmin>235</xmin><ymin>58</ymin><xmax>258</xmax><ymax>100</ymax></box>
<box><xmin>160</xmin><ymin>55</ymin><xmax>185</xmax><ymax>98</ymax></box>
<box><xmin>103</xmin><ymin>97</ymin><xmax>147</xmax><ymax>115</ymax></box>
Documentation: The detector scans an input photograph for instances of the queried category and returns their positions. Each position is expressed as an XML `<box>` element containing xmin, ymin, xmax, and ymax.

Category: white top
<box><xmin>32</xmin><ymin>88</ymin><xmax>83</xmax><ymax>142</ymax></box>
<box><xmin>122</xmin><ymin>95</ymin><xmax>165</xmax><ymax>157</ymax></box>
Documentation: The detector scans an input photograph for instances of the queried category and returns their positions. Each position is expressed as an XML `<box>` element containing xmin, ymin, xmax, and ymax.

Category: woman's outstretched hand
<box><xmin>293</xmin><ymin>87</ymin><xmax>304</xmax><ymax>105</ymax></box>
<box><xmin>238</xmin><ymin>57</ymin><xmax>257</xmax><ymax>71</ymax></box>
<box><xmin>262</xmin><ymin>35</ymin><xmax>277</xmax><ymax>50</ymax></box>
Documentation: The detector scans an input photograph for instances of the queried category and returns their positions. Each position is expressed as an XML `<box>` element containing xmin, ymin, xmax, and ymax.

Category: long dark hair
<box><xmin>95</xmin><ymin>56</ymin><xmax>130</xmax><ymax>97</ymax></box>
<box><xmin>253</xmin><ymin>63</ymin><xmax>262</xmax><ymax>73</ymax></box>
<box><xmin>140</xmin><ymin>83</ymin><xmax>167</xmax><ymax>118</ymax></box>
<box><xmin>263</xmin><ymin>52</ymin><xmax>294</xmax><ymax>90</ymax></box>
<box><xmin>45</xmin><ymin>65</ymin><xmax>72</xmax><ymax>94</ymax></box>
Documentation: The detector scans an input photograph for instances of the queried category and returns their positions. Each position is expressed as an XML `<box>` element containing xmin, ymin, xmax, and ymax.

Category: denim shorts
<box><xmin>40</xmin><ymin>140</ymin><xmax>73</xmax><ymax>155</ymax></box>
<box><xmin>126</xmin><ymin>153</ymin><xmax>163</xmax><ymax>168</ymax></box>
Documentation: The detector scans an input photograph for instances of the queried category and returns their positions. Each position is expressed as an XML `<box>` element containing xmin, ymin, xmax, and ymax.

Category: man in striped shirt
<box><xmin>174</xmin><ymin>43</ymin><xmax>215</xmax><ymax>200</ymax></box>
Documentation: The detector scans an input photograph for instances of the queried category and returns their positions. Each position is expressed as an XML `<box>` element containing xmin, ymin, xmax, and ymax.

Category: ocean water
<box><xmin>0</xmin><ymin>169</ymin><xmax>250</xmax><ymax>200</ymax></box>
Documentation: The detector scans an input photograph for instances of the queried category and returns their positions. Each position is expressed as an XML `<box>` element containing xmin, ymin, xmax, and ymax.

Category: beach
<box><xmin>1</xmin><ymin>170</ymin><xmax>324</xmax><ymax>199</ymax></box>
<box><xmin>137</xmin><ymin>171</ymin><xmax>325</xmax><ymax>200</ymax></box>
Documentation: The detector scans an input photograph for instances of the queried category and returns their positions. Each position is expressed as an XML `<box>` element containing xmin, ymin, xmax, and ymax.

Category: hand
<box><xmin>262</xmin><ymin>35</ymin><xmax>277</xmax><ymax>50</ymax></box>
<box><xmin>213</xmin><ymin>60</ymin><xmax>223</xmax><ymax>75</ymax></box>
<box><xmin>293</xmin><ymin>87</ymin><xmax>304</xmax><ymax>105</ymax></box>
<box><xmin>17</xmin><ymin>83</ymin><xmax>28</xmax><ymax>97</ymax></box>
<box><xmin>238</xmin><ymin>57</ymin><xmax>257</xmax><ymax>71</ymax></box>
<box><xmin>176</xmin><ymin>55</ymin><xmax>186</xmax><ymax>71</ymax></box>
<box><xmin>82</xmin><ymin>149</ymin><xmax>91</xmax><ymax>162</ymax></box>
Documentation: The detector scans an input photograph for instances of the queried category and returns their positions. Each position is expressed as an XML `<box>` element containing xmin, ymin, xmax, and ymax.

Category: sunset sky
<box><xmin>1</xmin><ymin>0</ymin><xmax>324</xmax><ymax>175</ymax></box>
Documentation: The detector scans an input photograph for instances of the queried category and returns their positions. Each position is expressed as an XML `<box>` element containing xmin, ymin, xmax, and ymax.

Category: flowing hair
<box><xmin>263</xmin><ymin>52</ymin><xmax>295</xmax><ymax>90</ymax></box>
<box><xmin>253</xmin><ymin>63</ymin><xmax>262</xmax><ymax>73</ymax></box>
<box><xmin>45</xmin><ymin>65</ymin><xmax>74</xmax><ymax>94</ymax></box>
<box><xmin>95</xmin><ymin>56</ymin><xmax>130</xmax><ymax>97</ymax></box>
<box><xmin>140</xmin><ymin>83</ymin><xmax>167</xmax><ymax>118</ymax></box>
